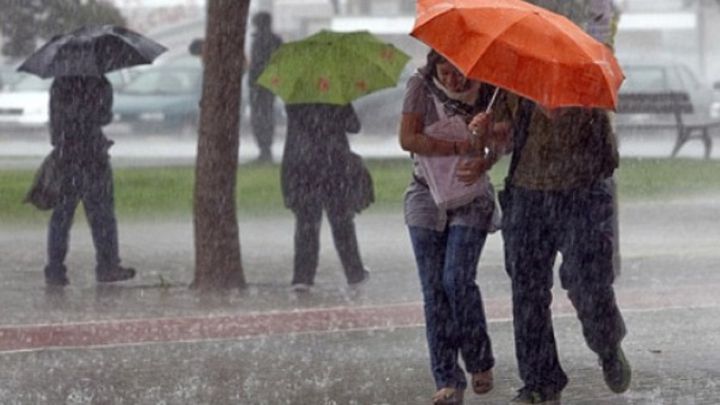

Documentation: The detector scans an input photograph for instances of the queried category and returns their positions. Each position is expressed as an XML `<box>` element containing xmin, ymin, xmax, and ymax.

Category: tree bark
<box><xmin>192</xmin><ymin>0</ymin><xmax>249</xmax><ymax>291</ymax></box>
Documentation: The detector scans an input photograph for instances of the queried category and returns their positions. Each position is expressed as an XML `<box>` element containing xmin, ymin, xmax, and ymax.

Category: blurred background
<box><xmin>1</xmin><ymin>4</ymin><xmax>720</xmax><ymax>403</ymax></box>
<box><xmin>1</xmin><ymin>0</ymin><xmax>719</xmax><ymax>156</ymax></box>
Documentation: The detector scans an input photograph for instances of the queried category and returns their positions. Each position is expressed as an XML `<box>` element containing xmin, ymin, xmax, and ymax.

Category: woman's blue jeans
<box><xmin>408</xmin><ymin>225</ymin><xmax>494</xmax><ymax>390</ymax></box>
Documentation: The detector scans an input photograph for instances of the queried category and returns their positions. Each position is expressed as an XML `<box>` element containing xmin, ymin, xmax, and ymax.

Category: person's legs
<box><xmin>503</xmin><ymin>187</ymin><xmax>568</xmax><ymax>396</ymax></box>
<box><xmin>46</xmin><ymin>195</ymin><xmax>80</xmax><ymax>285</ymax></box>
<box><xmin>559</xmin><ymin>180</ymin><xmax>629</xmax><ymax>393</ymax></box>
<box><xmin>409</xmin><ymin>226</ymin><xmax>466</xmax><ymax>391</ymax></box>
<box><xmin>326</xmin><ymin>206</ymin><xmax>367</xmax><ymax>284</ymax></box>
<box><xmin>83</xmin><ymin>166</ymin><xmax>119</xmax><ymax>271</ymax></box>
<box><xmin>443</xmin><ymin>226</ymin><xmax>494</xmax><ymax>376</ymax></box>
<box><xmin>250</xmin><ymin>86</ymin><xmax>275</xmax><ymax>162</ymax></box>
<box><xmin>83</xmin><ymin>165</ymin><xmax>135</xmax><ymax>282</ymax></box>
<box><xmin>291</xmin><ymin>204</ymin><xmax>323</xmax><ymax>286</ymax></box>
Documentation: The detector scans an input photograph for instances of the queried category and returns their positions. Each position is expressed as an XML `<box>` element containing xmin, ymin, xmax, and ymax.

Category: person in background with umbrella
<box><xmin>18</xmin><ymin>25</ymin><xmax>166</xmax><ymax>286</ymax></box>
<box><xmin>248</xmin><ymin>11</ymin><xmax>283</xmax><ymax>163</ymax></box>
<box><xmin>398</xmin><ymin>49</ymin><xmax>512</xmax><ymax>405</ymax></box>
<box><xmin>43</xmin><ymin>75</ymin><xmax>136</xmax><ymax>286</ymax></box>
<box><xmin>257</xmin><ymin>30</ymin><xmax>409</xmax><ymax>291</ymax></box>
<box><xmin>282</xmin><ymin>103</ymin><xmax>372</xmax><ymax>291</ymax></box>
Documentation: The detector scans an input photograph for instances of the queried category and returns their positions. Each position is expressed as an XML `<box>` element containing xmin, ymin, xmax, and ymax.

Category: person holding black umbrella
<box><xmin>43</xmin><ymin>75</ymin><xmax>136</xmax><ymax>286</ymax></box>
<box><xmin>18</xmin><ymin>25</ymin><xmax>166</xmax><ymax>286</ymax></box>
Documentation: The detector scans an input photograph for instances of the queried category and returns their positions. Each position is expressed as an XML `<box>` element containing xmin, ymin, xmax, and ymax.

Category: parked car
<box><xmin>0</xmin><ymin>64</ymin><xmax>23</xmax><ymax>91</ymax></box>
<box><xmin>113</xmin><ymin>58</ymin><xmax>285</xmax><ymax>136</ymax></box>
<box><xmin>0</xmin><ymin>71</ymin><xmax>128</xmax><ymax>134</ymax></box>
<box><xmin>0</xmin><ymin>74</ymin><xmax>51</xmax><ymax>132</ymax></box>
<box><xmin>615</xmin><ymin>62</ymin><xmax>720</xmax><ymax>130</ymax></box>
<box><xmin>112</xmin><ymin>65</ymin><xmax>203</xmax><ymax>135</ymax></box>
<box><xmin>353</xmin><ymin>64</ymin><xmax>416</xmax><ymax>136</ymax></box>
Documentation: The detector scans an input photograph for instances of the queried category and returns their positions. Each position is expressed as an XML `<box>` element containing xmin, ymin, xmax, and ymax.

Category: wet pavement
<box><xmin>2</xmin><ymin>306</ymin><xmax>719</xmax><ymax>404</ymax></box>
<box><xmin>1</xmin><ymin>192</ymin><xmax>720</xmax><ymax>403</ymax></box>
<box><xmin>1</xmin><ymin>130</ymin><xmax>720</xmax><ymax>403</ymax></box>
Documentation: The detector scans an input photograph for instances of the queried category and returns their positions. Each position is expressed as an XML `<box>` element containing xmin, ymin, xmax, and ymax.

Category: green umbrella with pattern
<box><xmin>257</xmin><ymin>30</ymin><xmax>410</xmax><ymax>105</ymax></box>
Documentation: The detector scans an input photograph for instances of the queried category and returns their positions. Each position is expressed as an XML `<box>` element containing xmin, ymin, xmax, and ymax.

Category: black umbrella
<box><xmin>18</xmin><ymin>25</ymin><xmax>167</xmax><ymax>78</ymax></box>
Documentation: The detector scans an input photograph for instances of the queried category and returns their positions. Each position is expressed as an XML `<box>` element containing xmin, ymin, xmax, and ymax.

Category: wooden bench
<box><xmin>616</xmin><ymin>91</ymin><xmax>720</xmax><ymax>159</ymax></box>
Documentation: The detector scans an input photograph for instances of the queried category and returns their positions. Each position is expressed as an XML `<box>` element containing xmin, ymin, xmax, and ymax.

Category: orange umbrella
<box><xmin>411</xmin><ymin>0</ymin><xmax>624</xmax><ymax>110</ymax></box>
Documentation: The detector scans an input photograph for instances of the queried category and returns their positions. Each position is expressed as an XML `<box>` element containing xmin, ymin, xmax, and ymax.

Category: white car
<box><xmin>0</xmin><ymin>74</ymin><xmax>51</xmax><ymax>133</ymax></box>
<box><xmin>0</xmin><ymin>72</ymin><xmax>129</xmax><ymax>134</ymax></box>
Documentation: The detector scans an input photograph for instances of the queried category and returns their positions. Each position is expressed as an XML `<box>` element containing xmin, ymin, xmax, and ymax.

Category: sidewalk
<box><xmin>1</xmin><ymin>194</ymin><xmax>720</xmax><ymax>403</ymax></box>
<box><xmin>1</xmin><ymin>129</ymin><xmax>720</xmax><ymax>403</ymax></box>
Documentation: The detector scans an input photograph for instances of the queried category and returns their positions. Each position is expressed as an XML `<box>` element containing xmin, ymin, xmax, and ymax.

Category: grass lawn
<box><xmin>2</xmin><ymin>157</ymin><xmax>720</xmax><ymax>224</ymax></box>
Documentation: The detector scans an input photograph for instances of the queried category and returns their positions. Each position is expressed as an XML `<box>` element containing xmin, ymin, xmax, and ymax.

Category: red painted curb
<box><xmin>0</xmin><ymin>284</ymin><xmax>717</xmax><ymax>352</ymax></box>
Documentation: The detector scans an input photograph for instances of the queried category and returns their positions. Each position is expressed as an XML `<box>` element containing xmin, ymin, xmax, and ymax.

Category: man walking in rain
<box><xmin>248</xmin><ymin>11</ymin><xmax>283</xmax><ymax>163</ymax></box>
<box><xmin>476</xmin><ymin>1</ymin><xmax>631</xmax><ymax>402</ymax></box>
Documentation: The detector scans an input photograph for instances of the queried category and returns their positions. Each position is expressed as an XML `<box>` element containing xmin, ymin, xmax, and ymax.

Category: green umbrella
<box><xmin>257</xmin><ymin>30</ymin><xmax>410</xmax><ymax>105</ymax></box>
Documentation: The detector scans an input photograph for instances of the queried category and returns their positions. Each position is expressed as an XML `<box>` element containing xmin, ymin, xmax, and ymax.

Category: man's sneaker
<box><xmin>290</xmin><ymin>283</ymin><xmax>312</xmax><ymax>292</ymax></box>
<box><xmin>511</xmin><ymin>387</ymin><xmax>561</xmax><ymax>404</ymax></box>
<box><xmin>45</xmin><ymin>274</ymin><xmax>70</xmax><ymax>287</ymax></box>
<box><xmin>97</xmin><ymin>266</ymin><xmax>136</xmax><ymax>283</ymax></box>
<box><xmin>45</xmin><ymin>265</ymin><xmax>69</xmax><ymax>287</ymax></box>
<box><xmin>600</xmin><ymin>346</ymin><xmax>632</xmax><ymax>394</ymax></box>
<box><xmin>348</xmin><ymin>268</ymin><xmax>370</xmax><ymax>289</ymax></box>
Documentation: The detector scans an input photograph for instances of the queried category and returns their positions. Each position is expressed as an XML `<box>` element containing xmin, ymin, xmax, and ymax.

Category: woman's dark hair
<box><xmin>420</xmin><ymin>49</ymin><xmax>449</xmax><ymax>81</ymax></box>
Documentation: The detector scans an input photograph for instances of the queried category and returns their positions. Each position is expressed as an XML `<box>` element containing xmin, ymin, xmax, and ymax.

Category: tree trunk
<box><xmin>192</xmin><ymin>0</ymin><xmax>249</xmax><ymax>291</ymax></box>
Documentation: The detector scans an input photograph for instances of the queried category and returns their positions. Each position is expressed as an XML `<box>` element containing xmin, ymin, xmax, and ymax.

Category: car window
<box><xmin>123</xmin><ymin>70</ymin><xmax>199</xmax><ymax>95</ymax></box>
<box><xmin>622</xmin><ymin>66</ymin><xmax>666</xmax><ymax>92</ymax></box>
<box><xmin>10</xmin><ymin>74</ymin><xmax>51</xmax><ymax>91</ymax></box>
<box><xmin>7</xmin><ymin>71</ymin><xmax>127</xmax><ymax>92</ymax></box>
<box><xmin>106</xmin><ymin>71</ymin><xmax>129</xmax><ymax>90</ymax></box>
<box><xmin>676</xmin><ymin>65</ymin><xmax>700</xmax><ymax>89</ymax></box>
<box><xmin>0</xmin><ymin>68</ymin><xmax>23</xmax><ymax>90</ymax></box>
<box><xmin>664</xmin><ymin>67</ymin><xmax>685</xmax><ymax>91</ymax></box>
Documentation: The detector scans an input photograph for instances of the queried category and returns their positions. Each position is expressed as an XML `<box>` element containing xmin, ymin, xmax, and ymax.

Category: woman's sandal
<box><xmin>471</xmin><ymin>369</ymin><xmax>494</xmax><ymax>394</ymax></box>
<box><xmin>432</xmin><ymin>387</ymin><xmax>464</xmax><ymax>404</ymax></box>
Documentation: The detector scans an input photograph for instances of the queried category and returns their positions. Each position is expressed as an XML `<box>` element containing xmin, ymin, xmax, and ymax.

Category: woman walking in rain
<box><xmin>43</xmin><ymin>75</ymin><xmax>136</xmax><ymax>286</ymax></box>
<box><xmin>282</xmin><ymin>103</ymin><xmax>372</xmax><ymax>292</ymax></box>
<box><xmin>398</xmin><ymin>50</ymin><xmax>511</xmax><ymax>404</ymax></box>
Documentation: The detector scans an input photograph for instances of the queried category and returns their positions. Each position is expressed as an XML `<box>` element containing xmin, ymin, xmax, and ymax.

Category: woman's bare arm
<box><xmin>398</xmin><ymin>112</ymin><xmax>471</xmax><ymax>156</ymax></box>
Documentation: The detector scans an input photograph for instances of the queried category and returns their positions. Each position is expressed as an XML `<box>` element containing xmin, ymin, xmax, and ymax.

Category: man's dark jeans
<box><xmin>46</xmin><ymin>163</ymin><xmax>120</xmax><ymax>280</ymax></box>
<box><xmin>409</xmin><ymin>225</ymin><xmax>494</xmax><ymax>390</ymax></box>
<box><xmin>501</xmin><ymin>179</ymin><xmax>626</xmax><ymax>393</ymax></box>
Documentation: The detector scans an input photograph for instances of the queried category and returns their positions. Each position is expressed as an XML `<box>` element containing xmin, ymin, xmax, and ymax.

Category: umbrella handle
<box><xmin>468</xmin><ymin>87</ymin><xmax>500</xmax><ymax>156</ymax></box>
<box><xmin>485</xmin><ymin>87</ymin><xmax>499</xmax><ymax>113</ymax></box>
<box><xmin>472</xmin><ymin>87</ymin><xmax>500</xmax><ymax>136</ymax></box>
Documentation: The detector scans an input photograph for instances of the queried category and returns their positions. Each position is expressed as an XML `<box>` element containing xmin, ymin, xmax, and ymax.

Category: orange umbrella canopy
<box><xmin>411</xmin><ymin>0</ymin><xmax>624</xmax><ymax>109</ymax></box>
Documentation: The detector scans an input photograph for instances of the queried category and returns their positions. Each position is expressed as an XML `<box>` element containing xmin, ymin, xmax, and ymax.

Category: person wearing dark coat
<box><xmin>282</xmin><ymin>103</ymin><xmax>372</xmax><ymax>291</ymax></box>
<box><xmin>44</xmin><ymin>75</ymin><xmax>136</xmax><ymax>286</ymax></box>
<box><xmin>248</xmin><ymin>12</ymin><xmax>283</xmax><ymax>163</ymax></box>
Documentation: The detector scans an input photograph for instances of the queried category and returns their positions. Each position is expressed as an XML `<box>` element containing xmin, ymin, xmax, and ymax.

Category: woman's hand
<box><xmin>486</xmin><ymin>122</ymin><xmax>512</xmax><ymax>154</ymax></box>
<box><xmin>457</xmin><ymin>155</ymin><xmax>493</xmax><ymax>185</ymax></box>
<box><xmin>468</xmin><ymin>112</ymin><xmax>493</xmax><ymax>150</ymax></box>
